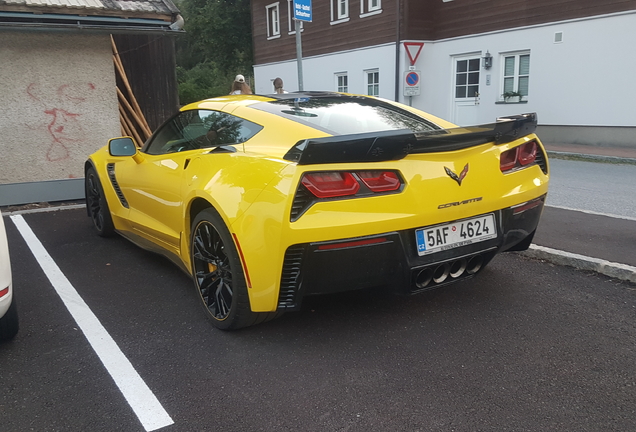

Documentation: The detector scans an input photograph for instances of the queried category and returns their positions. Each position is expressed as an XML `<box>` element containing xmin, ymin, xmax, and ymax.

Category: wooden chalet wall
<box><xmin>253</xmin><ymin>0</ymin><xmax>636</xmax><ymax>65</ymax></box>
<box><xmin>401</xmin><ymin>0</ymin><xmax>436</xmax><ymax>41</ymax></box>
<box><xmin>406</xmin><ymin>0</ymin><xmax>636</xmax><ymax>40</ymax></box>
<box><xmin>251</xmin><ymin>0</ymin><xmax>399</xmax><ymax>65</ymax></box>
<box><xmin>112</xmin><ymin>34</ymin><xmax>180</xmax><ymax>132</ymax></box>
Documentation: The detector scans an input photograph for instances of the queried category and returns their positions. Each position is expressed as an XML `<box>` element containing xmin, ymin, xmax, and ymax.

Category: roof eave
<box><xmin>0</xmin><ymin>21</ymin><xmax>184</xmax><ymax>34</ymax></box>
<box><xmin>0</xmin><ymin>11</ymin><xmax>184</xmax><ymax>34</ymax></box>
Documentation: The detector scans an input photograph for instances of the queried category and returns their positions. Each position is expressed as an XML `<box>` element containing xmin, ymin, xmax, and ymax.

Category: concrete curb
<box><xmin>546</xmin><ymin>151</ymin><xmax>636</xmax><ymax>166</ymax></box>
<box><xmin>520</xmin><ymin>245</ymin><xmax>636</xmax><ymax>283</ymax></box>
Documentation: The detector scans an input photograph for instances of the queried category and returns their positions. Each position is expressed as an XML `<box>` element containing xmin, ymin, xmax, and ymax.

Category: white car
<box><xmin>0</xmin><ymin>211</ymin><xmax>18</xmax><ymax>340</ymax></box>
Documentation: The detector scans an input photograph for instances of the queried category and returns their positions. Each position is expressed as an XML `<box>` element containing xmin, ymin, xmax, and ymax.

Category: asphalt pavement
<box><xmin>524</xmin><ymin>142</ymin><xmax>636</xmax><ymax>283</ymax></box>
<box><xmin>2</xmin><ymin>208</ymin><xmax>636</xmax><ymax>431</ymax></box>
<box><xmin>1</xmin><ymin>141</ymin><xmax>634</xmax><ymax>431</ymax></box>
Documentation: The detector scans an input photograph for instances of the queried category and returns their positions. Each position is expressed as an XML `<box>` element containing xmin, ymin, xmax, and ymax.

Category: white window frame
<box><xmin>330</xmin><ymin>0</ymin><xmax>350</xmax><ymax>24</ymax></box>
<box><xmin>360</xmin><ymin>0</ymin><xmax>382</xmax><ymax>18</ymax></box>
<box><xmin>500</xmin><ymin>51</ymin><xmax>530</xmax><ymax>101</ymax></box>
<box><xmin>365</xmin><ymin>69</ymin><xmax>379</xmax><ymax>97</ymax></box>
<box><xmin>266</xmin><ymin>2</ymin><xmax>281</xmax><ymax>40</ymax></box>
<box><xmin>454</xmin><ymin>56</ymin><xmax>481</xmax><ymax>100</ymax></box>
<box><xmin>287</xmin><ymin>0</ymin><xmax>304</xmax><ymax>34</ymax></box>
<box><xmin>335</xmin><ymin>72</ymin><xmax>348</xmax><ymax>93</ymax></box>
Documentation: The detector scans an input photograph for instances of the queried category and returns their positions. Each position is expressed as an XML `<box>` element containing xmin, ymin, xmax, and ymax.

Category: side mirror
<box><xmin>109</xmin><ymin>137</ymin><xmax>137</xmax><ymax>157</ymax></box>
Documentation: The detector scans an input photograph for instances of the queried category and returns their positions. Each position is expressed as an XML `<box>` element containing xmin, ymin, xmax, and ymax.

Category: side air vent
<box><xmin>535</xmin><ymin>146</ymin><xmax>548</xmax><ymax>175</ymax></box>
<box><xmin>277</xmin><ymin>245</ymin><xmax>305</xmax><ymax>310</ymax></box>
<box><xmin>290</xmin><ymin>185</ymin><xmax>314</xmax><ymax>222</ymax></box>
<box><xmin>106</xmin><ymin>163</ymin><xmax>129</xmax><ymax>208</ymax></box>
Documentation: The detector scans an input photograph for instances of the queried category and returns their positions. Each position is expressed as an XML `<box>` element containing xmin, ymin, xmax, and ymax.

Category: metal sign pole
<box><xmin>295</xmin><ymin>19</ymin><xmax>304</xmax><ymax>91</ymax></box>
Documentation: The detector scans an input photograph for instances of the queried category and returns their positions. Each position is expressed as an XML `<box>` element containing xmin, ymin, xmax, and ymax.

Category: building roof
<box><xmin>0</xmin><ymin>0</ymin><xmax>178</xmax><ymax>15</ymax></box>
<box><xmin>0</xmin><ymin>0</ymin><xmax>182</xmax><ymax>32</ymax></box>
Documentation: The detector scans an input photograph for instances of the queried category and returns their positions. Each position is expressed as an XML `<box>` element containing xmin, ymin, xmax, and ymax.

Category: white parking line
<box><xmin>10</xmin><ymin>215</ymin><xmax>174</xmax><ymax>432</ymax></box>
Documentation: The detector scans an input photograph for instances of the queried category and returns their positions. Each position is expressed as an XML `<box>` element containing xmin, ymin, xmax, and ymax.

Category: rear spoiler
<box><xmin>284</xmin><ymin>113</ymin><xmax>537</xmax><ymax>165</ymax></box>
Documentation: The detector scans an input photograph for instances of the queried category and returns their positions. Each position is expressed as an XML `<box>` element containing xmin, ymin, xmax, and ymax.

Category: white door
<box><xmin>451</xmin><ymin>55</ymin><xmax>481</xmax><ymax>126</ymax></box>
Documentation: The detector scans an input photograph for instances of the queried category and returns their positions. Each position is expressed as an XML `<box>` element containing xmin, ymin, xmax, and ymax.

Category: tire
<box><xmin>85</xmin><ymin>167</ymin><xmax>115</xmax><ymax>237</ymax></box>
<box><xmin>190</xmin><ymin>208</ymin><xmax>280</xmax><ymax>330</ymax></box>
<box><xmin>0</xmin><ymin>296</ymin><xmax>19</xmax><ymax>341</ymax></box>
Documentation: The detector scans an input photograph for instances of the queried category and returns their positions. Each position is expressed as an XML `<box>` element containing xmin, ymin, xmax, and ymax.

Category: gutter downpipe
<box><xmin>394</xmin><ymin>0</ymin><xmax>401</xmax><ymax>102</ymax></box>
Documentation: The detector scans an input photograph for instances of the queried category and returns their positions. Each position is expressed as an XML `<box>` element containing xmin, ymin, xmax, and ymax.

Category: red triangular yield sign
<box><xmin>404</xmin><ymin>42</ymin><xmax>424</xmax><ymax>65</ymax></box>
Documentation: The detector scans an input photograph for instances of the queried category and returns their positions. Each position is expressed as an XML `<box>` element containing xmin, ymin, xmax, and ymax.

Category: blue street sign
<box><xmin>403</xmin><ymin>70</ymin><xmax>421</xmax><ymax>96</ymax></box>
<box><xmin>406</xmin><ymin>72</ymin><xmax>419</xmax><ymax>86</ymax></box>
<box><xmin>293</xmin><ymin>0</ymin><xmax>312</xmax><ymax>22</ymax></box>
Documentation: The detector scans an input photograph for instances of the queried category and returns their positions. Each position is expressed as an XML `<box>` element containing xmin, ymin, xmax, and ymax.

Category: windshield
<box><xmin>251</xmin><ymin>96</ymin><xmax>440</xmax><ymax>135</ymax></box>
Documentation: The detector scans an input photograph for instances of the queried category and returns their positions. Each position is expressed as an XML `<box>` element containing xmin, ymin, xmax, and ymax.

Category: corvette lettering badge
<box><xmin>444</xmin><ymin>163</ymin><xmax>469</xmax><ymax>186</ymax></box>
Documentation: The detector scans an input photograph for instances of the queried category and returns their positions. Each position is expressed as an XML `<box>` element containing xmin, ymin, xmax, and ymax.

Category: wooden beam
<box><xmin>119</xmin><ymin>105</ymin><xmax>144</xmax><ymax>147</ymax></box>
<box><xmin>117</xmin><ymin>87</ymin><xmax>151</xmax><ymax>141</ymax></box>
<box><xmin>111</xmin><ymin>36</ymin><xmax>153</xmax><ymax>138</ymax></box>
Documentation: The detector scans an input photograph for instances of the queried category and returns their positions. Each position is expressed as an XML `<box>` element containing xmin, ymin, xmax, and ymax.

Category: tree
<box><xmin>175</xmin><ymin>0</ymin><xmax>253</xmax><ymax>104</ymax></box>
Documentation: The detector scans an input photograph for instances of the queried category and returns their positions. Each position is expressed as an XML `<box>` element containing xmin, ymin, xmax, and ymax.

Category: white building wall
<box><xmin>414</xmin><ymin>10</ymin><xmax>636</xmax><ymax>128</ymax></box>
<box><xmin>0</xmin><ymin>32</ymin><xmax>120</xmax><ymax>186</ymax></box>
<box><xmin>254</xmin><ymin>11</ymin><xmax>636</xmax><ymax>145</ymax></box>
<box><xmin>254</xmin><ymin>43</ymin><xmax>397</xmax><ymax>97</ymax></box>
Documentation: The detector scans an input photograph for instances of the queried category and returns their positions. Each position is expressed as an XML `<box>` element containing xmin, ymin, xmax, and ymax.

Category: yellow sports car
<box><xmin>85</xmin><ymin>92</ymin><xmax>549</xmax><ymax>329</ymax></box>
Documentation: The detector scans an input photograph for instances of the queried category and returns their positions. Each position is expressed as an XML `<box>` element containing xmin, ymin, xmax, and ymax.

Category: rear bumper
<box><xmin>277</xmin><ymin>195</ymin><xmax>545</xmax><ymax>310</ymax></box>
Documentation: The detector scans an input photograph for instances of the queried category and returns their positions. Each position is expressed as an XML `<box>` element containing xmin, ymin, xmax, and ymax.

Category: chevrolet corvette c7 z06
<box><xmin>85</xmin><ymin>92</ymin><xmax>549</xmax><ymax>329</ymax></box>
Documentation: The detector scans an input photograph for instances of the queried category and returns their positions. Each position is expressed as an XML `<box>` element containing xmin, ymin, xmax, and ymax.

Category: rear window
<box><xmin>251</xmin><ymin>96</ymin><xmax>440</xmax><ymax>135</ymax></box>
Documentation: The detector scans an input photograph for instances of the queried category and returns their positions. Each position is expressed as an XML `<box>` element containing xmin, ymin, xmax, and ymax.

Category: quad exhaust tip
<box><xmin>466</xmin><ymin>255</ymin><xmax>483</xmax><ymax>274</ymax></box>
<box><xmin>414</xmin><ymin>254</ymin><xmax>482</xmax><ymax>290</ymax></box>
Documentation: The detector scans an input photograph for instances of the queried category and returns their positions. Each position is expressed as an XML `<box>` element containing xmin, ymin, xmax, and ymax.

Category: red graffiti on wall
<box><xmin>26</xmin><ymin>83</ymin><xmax>96</xmax><ymax>161</ymax></box>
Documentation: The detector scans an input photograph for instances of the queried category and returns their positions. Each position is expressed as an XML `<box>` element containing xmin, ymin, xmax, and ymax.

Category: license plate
<box><xmin>415</xmin><ymin>214</ymin><xmax>497</xmax><ymax>256</ymax></box>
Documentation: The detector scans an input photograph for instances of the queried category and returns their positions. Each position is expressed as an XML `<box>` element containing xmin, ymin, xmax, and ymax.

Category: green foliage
<box><xmin>502</xmin><ymin>91</ymin><xmax>523</xmax><ymax>100</ymax></box>
<box><xmin>175</xmin><ymin>0</ymin><xmax>253</xmax><ymax>104</ymax></box>
<box><xmin>177</xmin><ymin>62</ymin><xmax>232</xmax><ymax>105</ymax></box>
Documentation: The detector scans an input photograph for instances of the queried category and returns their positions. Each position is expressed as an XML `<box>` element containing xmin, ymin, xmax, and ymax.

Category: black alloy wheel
<box><xmin>192</xmin><ymin>219</ymin><xmax>234</xmax><ymax>321</ymax></box>
<box><xmin>85</xmin><ymin>167</ymin><xmax>115</xmax><ymax>237</ymax></box>
<box><xmin>190</xmin><ymin>209</ymin><xmax>281</xmax><ymax>330</ymax></box>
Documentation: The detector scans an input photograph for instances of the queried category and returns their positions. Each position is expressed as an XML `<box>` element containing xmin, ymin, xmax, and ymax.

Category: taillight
<box><xmin>301</xmin><ymin>172</ymin><xmax>360</xmax><ymax>198</ymax></box>
<box><xmin>299</xmin><ymin>170</ymin><xmax>403</xmax><ymax>199</ymax></box>
<box><xmin>500</xmin><ymin>140</ymin><xmax>538</xmax><ymax>172</ymax></box>
<box><xmin>518</xmin><ymin>141</ymin><xmax>537</xmax><ymax>166</ymax></box>
<box><xmin>357</xmin><ymin>171</ymin><xmax>401</xmax><ymax>192</ymax></box>
<box><xmin>500</xmin><ymin>148</ymin><xmax>518</xmax><ymax>172</ymax></box>
<box><xmin>0</xmin><ymin>287</ymin><xmax>8</xmax><ymax>298</ymax></box>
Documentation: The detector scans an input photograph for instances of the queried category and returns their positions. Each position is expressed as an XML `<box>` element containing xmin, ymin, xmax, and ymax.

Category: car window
<box><xmin>251</xmin><ymin>96</ymin><xmax>440</xmax><ymax>135</ymax></box>
<box><xmin>144</xmin><ymin>110</ymin><xmax>263</xmax><ymax>155</ymax></box>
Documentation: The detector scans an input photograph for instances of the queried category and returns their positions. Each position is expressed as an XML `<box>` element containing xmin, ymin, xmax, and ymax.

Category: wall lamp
<box><xmin>482</xmin><ymin>51</ymin><xmax>493</xmax><ymax>70</ymax></box>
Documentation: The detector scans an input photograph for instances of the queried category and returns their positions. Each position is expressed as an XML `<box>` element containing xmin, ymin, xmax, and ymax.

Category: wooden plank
<box><xmin>117</xmin><ymin>87</ymin><xmax>151</xmax><ymax>141</ymax></box>
<box><xmin>120</xmin><ymin>113</ymin><xmax>134</xmax><ymax>139</ymax></box>
<box><xmin>111</xmin><ymin>36</ymin><xmax>153</xmax><ymax>138</ymax></box>
<box><xmin>111</xmin><ymin>34</ymin><xmax>180</xmax><ymax>130</ymax></box>
<box><xmin>119</xmin><ymin>105</ymin><xmax>144</xmax><ymax>147</ymax></box>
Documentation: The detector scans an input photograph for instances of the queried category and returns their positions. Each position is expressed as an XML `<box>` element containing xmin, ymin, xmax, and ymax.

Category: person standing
<box><xmin>273</xmin><ymin>77</ymin><xmax>287</xmax><ymax>94</ymax></box>
<box><xmin>230</xmin><ymin>74</ymin><xmax>252</xmax><ymax>95</ymax></box>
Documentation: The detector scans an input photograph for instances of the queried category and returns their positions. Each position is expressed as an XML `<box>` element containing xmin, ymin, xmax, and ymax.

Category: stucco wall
<box><xmin>0</xmin><ymin>32</ymin><xmax>119</xmax><ymax>185</ymax></box>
